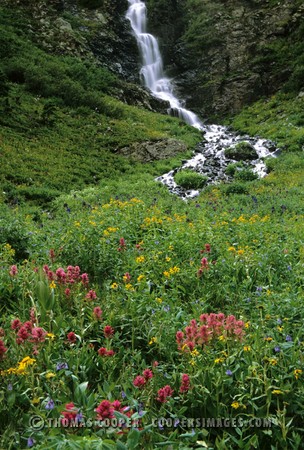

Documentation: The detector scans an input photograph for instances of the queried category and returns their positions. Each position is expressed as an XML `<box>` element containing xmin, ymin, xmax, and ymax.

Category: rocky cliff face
<box><xmin>146</xmin><ymin>0</ymin><xmax>304</xmax><ymax>120</ymax></box>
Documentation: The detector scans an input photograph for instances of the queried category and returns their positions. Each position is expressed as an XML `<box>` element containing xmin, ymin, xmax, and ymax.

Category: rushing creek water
<box><xmin>126</xmin><ymin>0</ymin><xmax>279</xmax><ymax>198</ymax></box>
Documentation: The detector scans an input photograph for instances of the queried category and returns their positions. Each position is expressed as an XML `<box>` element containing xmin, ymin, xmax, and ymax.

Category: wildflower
<box><xmin>17</xmin><ymin>326</ymin><xmax>30</xmax><ymax>343</ymax></box>
<box><xmin>95</xmin><ymin>400</ymin><xmax>114</xmax><ymax>420</ymax></box>
<box><xmin>157</xmin><ymin>385</ymin><xmax>174</xmax><ymax>403</ymax></box>
<box><xmin>86</xmin><ymin>290</ymin><xmax>97</xmax><ymax>300</ymax></box>
<box><xmin>111</xmin><ymin>282</ymin><xmax>118</xmax><ymax>289</ymax></box>
<box><xmin>0</xmin><ymin>340</ymin><xmax>7</xmax><ymax>359</ymax></box>
<box><xmin>27</xmin><ymin>437</ymin><xmax>35</xmax><ymax>448</ymax></box>
<box><xmin>264</xmin><ymin>337</ymin><xmax>273</xmax><ymax>342</ymax></box>
<box><xmin>31</xmin><ymin>327</ymin><xmax>47</xmax><ymax>343</ymax></box>
<box><xmin>61</xmin><ymin>402</ymin><xmax>80</xmax><ymax>426</ymax></box>
<box><xmin>11</xmin><ymin>319</ymin><xmax>22</xmax><ymax>330</ymax></box>
<box><xmin>56</xmin><ymin>362</ymin><xmax>68</xmax><ymax>371</ymax></box>
<box><xmin>214</xmin><ymin>358</ymin><xmax>225</xmax><ymax>364</ymax></box>
<box><xmin>136</xmin><ymin>256</ymin><xmax>145</xmax><ymax>263</ymax></box>
<box><xmin>49</xmin><ymin>281</ymin><xmax>56</xmax><ymax>289</ymax></box>
<box><xmin>149</xmin><ymin>337</ymin><xmax>157</xmax><ymax>345</ymax></box>
<box><xmin>285</xmin><ymin>335</ymin><xmax>292</xmax><ymax>342</ymax></box>
<box><xmin>294</xmin><ymin>369</ymin><xmax>302</xmax><ymax>380</ymax></box>
<box><xmin>67</xmin><ymin>332</ymin><xmax>77</xmax><ymax>344</ymax></box>
<box><xmin>180</xmin><ymin>374</ymin><xmax>190</xmax><ymax>393</ymax></box>
<box><xmin>104</xmin><ymin>325</ymin><xmax>114</xmax><ymax>338</ymax></box>
<box><xmin>156</xmin><ymin>297</ymin><xmax>162</xmax><ymax>304</ymax></box>
<box><xmin>45</xmin><ymin>372</ymin><xmax>56</xmax><ymax>380</ymax></box>
<box><xmin>93</xmin><ymin>306</ymin><xmax>102</xmax><ymax>320</ymax></box>
<box><xmin>143</xmin><ymin>369</ymin><xmax>153</xmax><ymax>380</ymax></box>
<box><xmin>190</xmin><ymin>349</ymin><xmax>199</xmax><ymax>357</ymax></box>
<box><xmin>243</xmin><ymin>346</ymin><xmax>251</xmax><ymax>352</ymax></box>
<box><xmin>125</xmin><ymin>283</ymin><xmax>134</xmax><ymax>291</ymax></box>
<box><xmin>137</xmin><ymin>274</ymin><xmax>144</xmax><ymax>282</ymax></box>
<box><xmin>226</xmin><ymin>370</ymin><xmax>233</xmax><ymax>376</ymax></box>
<box><xmin>45</xmin><ymin>398</ymin><xmax>55</xmax><ymax>410</ymax></box>
<box><xmin>272</xmin><ymin>390</ymin><xmax>283</xmax><ymax>395</ymax></box>
<box><xmin>98</xmin><ymin>347</ymin><xmax>115</xmax><ymax>357</ymax></box>
<box><xmin>123</xmin><ymin>272</ymin><xmax>131</xmax><ymax>283</ymax></box>
<box><xmin>9</xmin><ymin>265</ymin><xmax>18</xmax><ymax>276</ymax></box>
<box><xmin>81</xmin><ymin>273</ymin><xmax>89</xmax><ymax>285</ymax></box>
<box><xmin>274</xmin><ymin>346</ymin><xmax>281</xmax><ymax>353</ymax></box>
<box><xmin>133</xmin><ymin>375</ymin><xmax>146</xmax><ymax>388</ymax></box>
<box><xmin>231</xmin><ymin>401</ymin><xmax>240</xmax><ymax>409</ymax></box>
<box><xmin>269</xmin><ymin>358</ymin><xmax>278</xmax><ymax>366</ymax></box>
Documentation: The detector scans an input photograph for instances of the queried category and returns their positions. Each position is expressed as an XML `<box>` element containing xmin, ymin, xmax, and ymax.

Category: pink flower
<box><xmin>180</xmin><ymin>374</ymin><xmax>191</xmax><ymax>393</ymax></box>
<box><xmin>61</xmin><ymin>402</ymin><xmax>80</xmax><ymax>426</ymax></box>
<box><xmin>133</xmin><ymin>375</ymin><xmax>146</xmax><ymax>388</ymax></box>
<box><xmin>81</xmin><ymin>273</ymin><xmax>89</xmax><ymax>285</ymax></box>
<box><xmin>9</xmin><ymin>265</ymin><xmax>18</xmax><ymax>276</ymax></box>
<box><xmin>17</xmin><ymin>326</ymin><xmax>29</xmax><ymax>342</ymax></box>
<box><xmin>86</xmin><ymin>290</ymin><xmax>97</xmax><ymax>300</ymax></box>
<box><xmin>49</xmin><ymin>249</ymin><xmax>55</xmax><ymax>262</ymax></box>
<box><xmin>104</xmin><ymin>325</ymin><xmax>114</xmax><ymax>338</ymax></box>
<box><xmin>65</xmin><ymin>288</ymin><xmax>71</xmax><ymax>297</ymax></box>
<box><xmin>56</xmin><ymin>268</ymin><xmax>67</xmax><ymax>283</ymax></box>
<box><xmin>98</xmin><ymin>347</ymin><xmax>108</xmax><ymax>356</ymax></box>
<box><xmin>67</xmin><ymin>332</ymin><xmax>76</xmax><ymax>343</ymax></box>
<box><xmin>31</xmin><ymin>327</ymin><xmax>47</xmax><ymax>343</ymax></box>
<box><xmin>0</xmin><ymin>340</ymin><xmax>7</xmax><ymax>359</ymax></box>
<box><xmin>93</xmin><ymin>306</ymin><xmax>102</xmax><ymax>320</ymax></box>
<box><xmin>143</xmin><ymin>369</ymin><xmax>153</xmax><ymax>380</ymax></box>
<box><xmin>11</xmin><ymin>319</ymin><xmax>22</xmax><ymax>330</ymax></box>
<box><xmin>95</xmin><ymin>400</ymin><xmax>114</xmax><ymax>420</ymax></box>
<box><xmin>157</xmin><ymin>385</ymin><xmax>174</xmax><ymax>403</ymax></box>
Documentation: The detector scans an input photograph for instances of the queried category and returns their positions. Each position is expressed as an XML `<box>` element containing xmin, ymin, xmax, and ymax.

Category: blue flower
<box><xmin>225</xmin><ymin>370</ymin><xmax>233</xmax><ymax>376</ymax></box>
<box><xmin>286</xmin><ymin>335</ymin><xmax>292</xmax><ymax>342</ymax></box>
<box><xmin>45</xmin><ymin>399</ymin><xmax>55</xmax><ymax>410</ymax></box>
<box><xmin>274</xmin><ymin>346</ymin><xmax>281</xmax><ymax>353</ymax></box>
<box><xmin>27</xmin><ymin>437</ymin><xmax>35</xmax><ymax>448</ymax></box>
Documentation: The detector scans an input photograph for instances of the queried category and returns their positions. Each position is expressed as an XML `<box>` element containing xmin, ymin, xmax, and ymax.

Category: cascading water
<box><xmin>126</xmin><ymin>0</ymin><xmax>279</xmax><ymax>199</ymax></box>
<box><xmin>126</xmin><ymin>0</ymin><xmax>203</xmax><ymax>130</ymax></box>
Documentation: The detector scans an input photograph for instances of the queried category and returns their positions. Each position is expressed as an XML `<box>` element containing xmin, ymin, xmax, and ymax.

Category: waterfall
<box><xmin>126</xmin><ymin>0</ymin><xmax>204</xmax><ymax>130</ymax></box>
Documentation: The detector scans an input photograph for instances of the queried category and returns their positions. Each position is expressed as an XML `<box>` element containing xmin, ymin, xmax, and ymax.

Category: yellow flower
<box><xmin>31</xmin><ymin>397</ymin><xmax>40</xmax><ymax>405</ymax></box>
<box><xmin>269</xmin><ymin>358</ymin><xmax>278</xmax><ymax>366</ymax></box>
<box><xmin>190</xmin><ymin>349</ymin><xmax>199</xmax><ymax>357</ymax></box>
<box><xmin>189</xmin><ymin>359</ymin><xmax>196</xmax><ymax>367</ymax></box>
<box><xmin>20</xmin><ymin>356</ymin><xmax>36</xmax><ymax>366</ymax></box>
<box><xmin>294</xmin><ymin>369</ymin><xmax>302</xmax><ymax>380</ymax></box>
<box><xmin>231</xmin><ymin>401</ymin><xmax>240</xmax><ymax>409</ymax></box>
<box><xmin>245</xmin><ymin>322</ymin><xmax>250</xmax><ymax>329</ymax></box>
<box><xmin>45</xmin><ymin>372</ymin><xmax>56</xmax><ymax>380</ymax></box>
<box><xmin>137</xmin><ymin>275</ymin><xmax>144</xmax><ymax>282</ymax></box>
<box><xmin>49</xmin><ymin>281</ymin><xmax>56</xmax><ymax>289</ymax></box>
<box><xmin>264</xmin><ymin>337</ymin><xmax>273</xmax><ymax>342</ymax></box>
<box><xmin>149</xmin><ymin>337</ymin><xmax>157</xmax><ymax>345</ymax></box>
<box><xmin>74</xmin><ymin>221</ymin><xmax>81</xmax><ymax>227</ymax></box>
<box><xmin>156</xmin><ymin>297</ymin><xmax>163</xmax><ymax>304</ymax></box>
<box><xmin>228</xmin><ymin>246</ymin><xmax>236</xmax><ymax>252</ymax></box>
<box><xmin>277</xmin><ymin>326</ymin><xmax>283</xmax><ymax>332</ymax></box>
<box><xmin>214</xmin><ymin>358</ymin><xmax>225</xmax><ymax>364</ymax></box>
<box><xmin>136</xmin><ymin>256</ymin><xmax>145</xmax><ymax>263</ymax></box>
<box><xmin>125</xmin><ymin>283</ymin><xmax>134</xmax><ymax>291</ymax></box>
<box><xmin>272</xmin><ymin>389</ymin><xmax>283</xmax><ymax>395</ymax></box>
<box><xmin>46</xmin><ymin>333</ymin><xmax>56</xmax><ymax>340</ymax></box>
<box><xmin>243</xmin><ymin>346</ymin><xmax>251</xmax><ymax>352</ymax></box>
<box><xmin>165</xmin><ymin>257</ymin><xmax>171</xmax><ymax>262</ymax></box>
<box><xmin>163</xmin><ymin>271</ymin><xmax>170</xmax><ymax>278</ymax></box>
<box><xmin>111</xmin><ymin>282</ymin><xmax>118</xmax><ymax>289</ymax></box>
<box><xmin>218</xmin><ymin>335</ymin><xmax>226</xmax><ymax>342</ymax></box>
<box><xmin>237</xmin><ymin>249</ymin><xmax>245</xmax><ymax>255</ymax></box>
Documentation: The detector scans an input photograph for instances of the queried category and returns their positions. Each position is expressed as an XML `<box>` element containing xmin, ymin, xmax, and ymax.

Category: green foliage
<box><xmin>234</xmin><ymin>168</ymin><xmax>258</xmax><ymax>182</ymax></box>
<box><xmin>224</xmin><ymin>142</ymin><xmax>258</xmax><ymax>161</ymax></box>
<box><xmin>174</xmin><ymin>169</ymin><xmax>208</xmax><ymax>189</ymax></box>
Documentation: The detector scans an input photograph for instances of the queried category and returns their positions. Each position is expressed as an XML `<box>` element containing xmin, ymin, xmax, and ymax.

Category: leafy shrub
<box><xmin>225</xmin><ymin>182</ymin><xmax>249</xmax><ymax>195</ymax></box>
<box><xmin>225</xmin><ymin>162</ymin><xmax>244</xmax><ymax>176</ymax></box>
<box><xmin>174</xmin><ymin>169</ymin><xmax>208</xmax><ymax>189</ymax></box>
<box><xmin>234</xmin><ymin>168</ymin><xmax>258</xmax><ymax>182</ymax></box>
<box><xmin>225</xmin><ymin>142</ymin><xmax>258</xmax><ymax>161</ymax></box>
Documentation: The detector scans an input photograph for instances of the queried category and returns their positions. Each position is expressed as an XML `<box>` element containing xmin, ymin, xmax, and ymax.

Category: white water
<box><xmin>126</xmin><ymin>0</ymin><xmax>279</xmax><ymax>198</ymax></box>
<box><xmin>126</xmin><ymin>0</ymin><xmax>203</xmax><ymax>130</ymax></box>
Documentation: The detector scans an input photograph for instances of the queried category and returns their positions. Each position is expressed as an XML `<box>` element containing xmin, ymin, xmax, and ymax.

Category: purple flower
<box><xmin>277</xmin><ymin>319</ymin><xmax>282</xmax><ymax>325</ymax></box>
<box><xmin>7</xmin><ymin>383</ymin><xmax>13</xmax><ymax>391</ymax></box>
<box><xmin>121</xmin><ymin>391</ymin><xmax>126</xmax><ymax>399</ymax></box>
<box><xmin>56</xmin><ymin>362</ymin><xmax>68</xmax><ymax>371</ymax></box>
<box><xmin>274</xmin><ymin>346</ymin><xmax>281</xmax><ymax>353</ymax></box>
<box><xmin>226</xmin><ymin>370</ymin><xmax>233</xmax><ymax>376</ymax></box>
<box><xmin>45</xmin><ymin>399</ymin><xmax>55</xmax><ymax>410</ymax></box>
<box><xmin>27</xmin><ymin>437</ymin><xmax>35</xmax><ymax>448</ymax></box>
<box><xmin>286</xmin><ymin>335</ymin><xmax>292</xmax><ymax>342</ymax></box>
